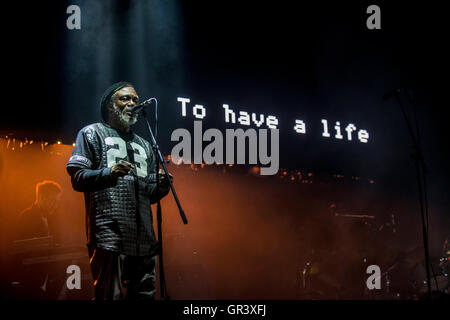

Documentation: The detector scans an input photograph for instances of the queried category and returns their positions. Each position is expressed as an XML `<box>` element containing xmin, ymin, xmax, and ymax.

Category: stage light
<box><xmin>249</xmin><ymin>166</ymin><xmax>260</xmax><ymax>175</ymax></box>
<box><xmin>62</xmin><ymin>0</ymin><xmax>186</xmax><ymax>134</ymax></box>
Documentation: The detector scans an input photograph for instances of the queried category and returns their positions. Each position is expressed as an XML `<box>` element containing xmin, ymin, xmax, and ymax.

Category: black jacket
<box><xmin>66</xmin><ymin>123</ymin><xmax>168</xmax><ymax>256</ymax></box>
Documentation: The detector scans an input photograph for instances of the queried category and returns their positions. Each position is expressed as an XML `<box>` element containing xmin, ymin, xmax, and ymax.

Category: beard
<box><xmin>111</xmin><ymin>103</ymin><xmax>138</xmax><ymax>129</ymax></box>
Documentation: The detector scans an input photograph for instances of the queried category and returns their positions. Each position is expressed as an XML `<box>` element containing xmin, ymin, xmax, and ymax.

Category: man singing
<box><xmin>66</xmin><ymin>82</ymin><xmax>171</xmax><ymax>300</ymax></box>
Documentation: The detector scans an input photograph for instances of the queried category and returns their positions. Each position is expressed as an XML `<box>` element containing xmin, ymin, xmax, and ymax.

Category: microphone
<box><xmin>130</xmin><ymin>97</ymin><xmax>156</xmax><ymax>115</ymax></box>
<box><xmin>383</xmin><ymin>89</ymin><xmax>402</xmax><ymax>101</ymax></box>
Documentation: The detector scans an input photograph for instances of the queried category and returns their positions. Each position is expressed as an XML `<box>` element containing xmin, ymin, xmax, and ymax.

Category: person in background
<box><xmin>13</xmin><ymin>180</ymin><xmax>63</xmax><ymax>299</ymax></box>
<box><xmin>16</xmin><ymin>180</ymin><xmax>62</xmax><ymax>241</ymax></box>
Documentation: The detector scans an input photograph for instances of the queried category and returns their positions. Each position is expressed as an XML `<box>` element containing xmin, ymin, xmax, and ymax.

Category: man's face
<box><xmin>109</xmin><ymin>86</ymin><xmax>139</xmax><ymax>129</ymax></box>
<box><xmin>38</xmin><ymin>193</ymin><xmax>61</xmax><ymax>217</ymax></box>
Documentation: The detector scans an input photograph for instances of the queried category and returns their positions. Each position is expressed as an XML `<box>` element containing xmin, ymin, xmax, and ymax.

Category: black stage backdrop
<box><xmin>0</xmin><ymin>0</ymin><xmax>449</xmax><ymax>301</ymax></box>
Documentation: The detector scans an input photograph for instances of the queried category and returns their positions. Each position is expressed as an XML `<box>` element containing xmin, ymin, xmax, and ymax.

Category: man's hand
<box><xmin>149</xmin><ymin>169</ymin><xmax>173</xmax><ymax>203</ymax></box>
<box><xmin>158</xmin><ymin>169</ymin><xmax>173</xmax><ymax>190</ymax></box>
<box><xmin>111</xmin><ymin>160</ymin><xmax>135</xmax><ymax>178</ymax></box>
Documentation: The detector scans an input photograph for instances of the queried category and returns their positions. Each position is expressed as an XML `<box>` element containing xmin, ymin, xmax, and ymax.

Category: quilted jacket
<box><xmin>66</xmin><ymin>123</ymin><xmax>168</xmax><ymax>256</ymax></box>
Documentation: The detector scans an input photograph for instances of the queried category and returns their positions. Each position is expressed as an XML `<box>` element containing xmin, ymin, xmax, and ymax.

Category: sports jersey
<box><xmin>66</xmin><ymin>122</ymin><xmax>166</xmax><ymax>256</ymax></box>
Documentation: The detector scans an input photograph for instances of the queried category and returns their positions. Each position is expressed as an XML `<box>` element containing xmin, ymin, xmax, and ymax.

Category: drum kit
<box><xmin>297</xmin><ymin>206</ymin><xmax>449</xmax><ymax>299</ymax></box>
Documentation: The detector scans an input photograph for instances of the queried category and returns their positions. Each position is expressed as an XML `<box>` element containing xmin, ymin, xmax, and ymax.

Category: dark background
<box><xmin>3</xmin><ymin>0</ymin><xmax>449</xmax><ymax>221</ymax></box>
<box><xmin>2</xmin><ymin>1</ymin><xmax>449</xmax><ymax>181</ymax></box>
<box><xmin>0</xmin><ymin>0</ymin><xmax>449</xmax><ymax>299</ymax></box>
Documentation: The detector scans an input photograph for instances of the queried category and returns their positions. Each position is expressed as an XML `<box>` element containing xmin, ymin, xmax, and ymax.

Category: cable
<box><xmin>154</xmin><ymin>98</ymin><xmax>158</xmax><ymax>139</ymax></box>
<box><xmin>408</xmin><ymin>89</ymin><xmax>439</xmax><ymax>294</ymax></box>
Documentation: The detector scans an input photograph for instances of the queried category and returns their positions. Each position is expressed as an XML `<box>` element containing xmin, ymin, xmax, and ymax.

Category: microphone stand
<box><xmin>139</xmin><ymin>104</ymin><xmax>188</xmax><ymax>301</ymax></box>
<box><xmin>388</xmin><ymin>92</ymin><xmax>432</xmax><ymax>299</ymax></box>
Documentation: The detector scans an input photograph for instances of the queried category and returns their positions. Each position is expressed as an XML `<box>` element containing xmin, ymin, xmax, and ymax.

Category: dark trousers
<box><xmin>88</xmin><ymin>246</ymin><xmax>157</xmax><ymax>300</ymax></box>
